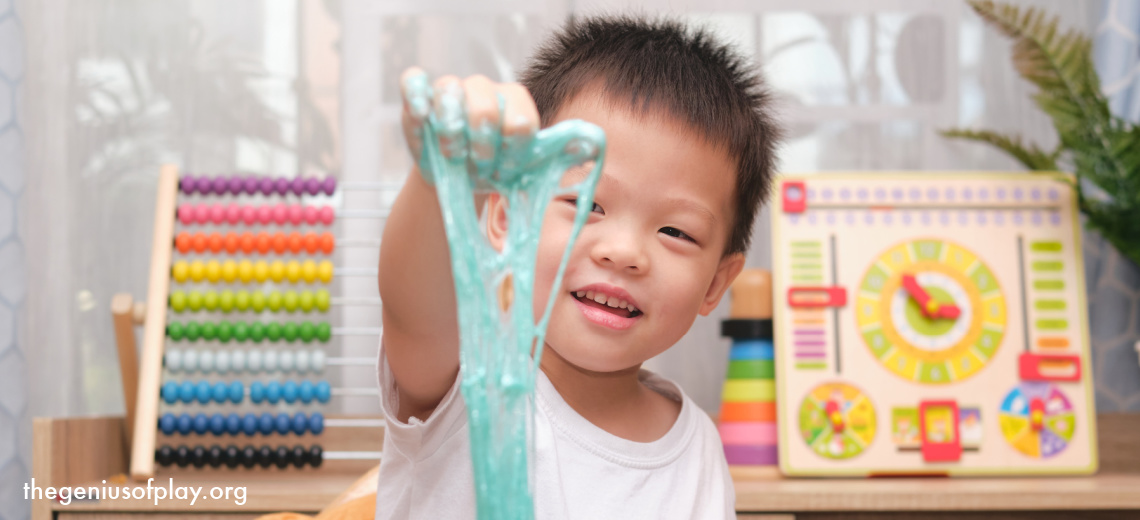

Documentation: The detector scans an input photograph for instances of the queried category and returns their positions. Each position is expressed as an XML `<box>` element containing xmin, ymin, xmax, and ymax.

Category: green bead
<box><xmin>267</xmin><ymin>292</ymin><xmax>283</xmax><ymax>312</ymax></box>
<box><xmin>233</xmin><ymin>321</ymin><xmax>249</xmax><ymax>342</ymax></box>
<box><xmin>265</xmin><ymin>322</ymin><xmax>282</xmax><ymax>341</ymax></box>
<box><xmin>248</xmin><ymin>322</ymin><xmax>265</xmax><ymax>342</ymax></box>
<box><xmin>201</xmin><ymin>322</ymin><xmax>217</xmax><ymax>340</ymax></box>
<box><xmin>299</xmin><ymin>322</ymin><xmax>316</xmax><ymax>343</ymax></box>
<box><xmin>216</xmin><ymin>321</ymin><xmax>233</xmax><ymax>343</ymax></box>
<box><xmin>250</xmin><ymin>292</ymin><xmax>266</xmax><ymax>313</ymax></box>
<box><xmin>167</xmin><ymin>321</ymin><xmax>184</xmax><ymax>340</ymax></box>
<box><xmin>186</xmin><ymin>292</ymin><xmax>203</xmax><ymax>311</ymax></box>
<box><xmin>298</xmin><ymin>292</ymin><xmax>314</xmax><ymax>312</ymax></box>
<box><xmin>218</xmin><ymin>291</ymin><xmax>235</xmax><ymax>313</ymax></box>
<box><xmin>202</xmin><ymin>292</ymin><xmax>219</xmax><ymax>311</ymax></box>
<box><xmin>234</xmin><ymin>291</ymin><xmax>250</xmax><ymax>311</ymax></box>
<box><xmin>282</xmin><ymin>322</ymin><xmax>299</xmax><ymax>342</ymax></box>
<box><xmin>316</xmin><ymin>322</ymin><xmax>331</xmax><ymax>342</ymax></box>
<box><xmin>169</xmin><ymin>292</ymin><xmax>187</xmax><ymax>313</ymax></box>
<box><xmin>315</xmin><ymin>290</ymin><xmax>330</xmax><ymax>312</ymax></box>
<box><xmin>283</xmin><ymin>291</ymin><xmax>299</xmax><ymax>312</ymax></box>
<box><xmin>184</xmin><ymin>321</ymin><xmax>202</xmax><ymax>341</ymax></box>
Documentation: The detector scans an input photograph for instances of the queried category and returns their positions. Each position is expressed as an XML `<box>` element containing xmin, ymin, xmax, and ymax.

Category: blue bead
<box><xmin>180</xmin><ymin>381</ymin><xmax>196</xmax><ymax>404</ymax></box>
<box><xmin>177</xmin><ymin>414</ymin><xmax>193</xmax><ymax>435</ymax></box>
<box><xmin>195</xmin><ymin>381</ymin><xmax>212</xmax><ymax>404</ymax></box>
<box><xmin>242</xmin><ymin>414</ymin><xmax>258</xmax><ymax>436</ymax></box>
<box><xmin>226</xmin><ymin>413</ymin><xmax>241</xmax><ymax>435</ymax></box>
<box><xmin>299</xmin><ymin>380</ymin><xmax>314</xmax><ymax>403</ymax></box>
<box><xmin>229</xmin><ymin>381</ymin><xmax>244</xmax><ymax>403</ymax></box>
<box><xmin>211</xmin><ymin>382</ymin><xmax>228</xmax><ymax>403</ymax></box>
<box><xmin>209</xmin><ymin>414</ymin><xmax>225</xmax><ymax>435</ymax></box>
<box><xmin>310</xmin><ymin>412</ymin><xmax>324</xmax><ymax>434</ymax></box>
<box><xmin>292</xmin><ymin>413</ymin><xmax>307</xmax><ymax>435</ymax></box>
<box><xmin>275</xmin><ymin>413</ymin><xmax>291</xmax><ymax>434</ymax></box>
<box><xmin>316</xmin><ymin>380</ymin><xmax>331</xmax><ymax>403</ymax></box>
<box><xmin>282</xmin><ymin>381</ymin><xmax>298</xmax><ymax>404</ymax></box>
<box><xmin>193</xmin><ymin>413</ymin><xmax>209</xmax><ymax>434</ymax></box>
<box><xmin>249</xmin><ymin>381</ymin><xmax>264</xmax><ymax>404</ymax></box>
<box><xmin>259</xmin><ymin>413</ymin><xmax>275</xmax><ymax>435</ymax></box>
<box><xmin>162</xmin><ymin>382</ymin><xmax>179</xmax><ymax>404</ymax></box>
<box><xmin>159</xmin><ymin>413</ymin><xmax>176</xmax><ymax>435</ymax></box>
<box><xmin>266</xmin><ymin>381</ymin><xmax>281</xmax><ymax>404</ymax></box>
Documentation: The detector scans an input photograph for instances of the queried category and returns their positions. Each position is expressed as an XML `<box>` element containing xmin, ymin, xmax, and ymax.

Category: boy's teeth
<box><xmin>629</xmin><ymin>304</ymin><xmax>638</xmax><ymax>313</ymax></box>
<box><xmin>592</xmin><ymin>293</ymin><xmax>608</xmax><ymax>305</ymax></box>
<box><xmin>585</xmin><ymin>291</ymin><xmax>594</xmax><ymax>300</ymax></box>
<box><xmin>615</xmin><ymin>299</ymin><xmax>628</xmax><ymax>309</ymax></box>
<box><xmin>575</xmin><ymin>291</ymin><xmax>585</xmax><ymax>298</ymax></box>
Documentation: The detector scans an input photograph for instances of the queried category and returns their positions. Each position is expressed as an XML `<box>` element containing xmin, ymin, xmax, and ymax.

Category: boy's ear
<box><xmin>698</xmin><ymin>252</ymin><xmax>746</xmax><ymax>316</ymax></box>
<box><xmin>486</xmin><ymin>192</ymin><xmax>508</xmax><ymax>252</ymax></box>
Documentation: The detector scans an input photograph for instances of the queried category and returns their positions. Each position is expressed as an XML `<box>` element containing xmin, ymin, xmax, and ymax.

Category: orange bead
<box><xmin>319</xmin><ymin>233</ymin><xmax>335</xmax><ymax>254</ymax></box>
<box><xmin>238</xmin><ymin>233</ymin><xmax>256</xmax><ymax>254</ymax></box>
<box><xmin>206</xmin><ymin>232</ymin><xmax>224</xmax><ymax>253</ymax></box>
<box><xmin>300</xmin><ymin>233</ymin><xmax>317</xmax><ymax>254</ymax></box>
<box><xmin>175</xmin><ymin>232</ymin><xmax>193</xmax><ymax>254</ymax></box>
<box><xmin>271</xmin><ymin>233</ymin><xmax>288</xmax><ymax>255</ymax></box>
<box><xmin>282</xmin><ymin>232</ymin><xmax>300</xmax><ymax>254</ymax></box>
<box><xmin>254</xmin><ymin>232</ymin><xmax>271</xmax><ymax>255</ymax></box>
<box><xmin>190</xmin><ymin>233</ymin><xmax>208</xmax><ymax>253</ymax></box>
<box><xmin>222</xmin><ymin>232</ymin><xmax>240</xmax><ymax>254</ymax></box>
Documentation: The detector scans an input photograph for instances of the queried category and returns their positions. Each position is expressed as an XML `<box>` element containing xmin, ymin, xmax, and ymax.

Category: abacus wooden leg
<box><xmin>32</xmin><ymin>417</ymin><xmax>129</xmax><ymax>520</ymax></box>
<box><xmin>110</xmin><ymin>293</ymin><xmax>140</xmax><ymax>451</ymax></box>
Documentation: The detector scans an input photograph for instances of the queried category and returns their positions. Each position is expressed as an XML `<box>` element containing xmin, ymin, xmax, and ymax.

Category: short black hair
<box><xmin>519</xmin><ymin>15</ymin><xmax>781</xmax><ymax>255</ymax></box>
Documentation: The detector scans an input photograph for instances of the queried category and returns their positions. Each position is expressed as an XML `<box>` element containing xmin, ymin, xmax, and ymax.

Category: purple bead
<box><xmin>304</xmin><ymin>178</ymin><xmax>321</xmax><ymax>196</ymax></box>
<box><xmin>210</xmin><ymin>176</ymin><xmax>229</xmax><ymax>195</ymax></box>
<box><xmin>273</xmin><ymin>178</ymin><xmax>290</xmax><ymax>196</ymax></box>
<box><xmin>290</xmin><ymin>177</ymin><xmax>306</xmax><ymax>196</ymax></box>
<box><xmin>180</xmin><ymin>175</ymin><xmax>197</xmax><ymax>194</ymax></box>
<box><xmin>242</xmin><ymin>175</ymin><xmax>259</xmax><ymax>195</ymax></box>
<box><xmin>321</xmin><ymin>177</ymin><xmax>337</xmax><ymax>196</ymax></box>
<box><xmin>258</xmin><ymin>176</ymin><xmax>275</xmax><ymax>196</ymax></box>
<box><xmin>227</xmin><ymin>175</ymin><xmax>244</xmax><ymax>194</ymax></box>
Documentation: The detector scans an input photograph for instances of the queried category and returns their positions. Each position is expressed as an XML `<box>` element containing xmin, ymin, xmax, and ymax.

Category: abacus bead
<box><xmin>311</xmin><ymin>350</ymin><xmax>325</xmax><ymax>372</ymax></box>
<box><xmin>198</xmin><ymin>350</ymin><xmax>215</xmax><ymax>373</ymax></box>
<box><xmin>249</xmin><ymin>381</ymin><xmax>264</xmax><ymax>404</ymax></box>
<box><xmin>216</xmin><ymin>322</ymin><xmax>233</xmax><ymax>343</ymax></box>
<box><xmin>298</xmin><ymin>322</ymin><xmax>315</xmax><ymax>343</ymax></box>
<box><xmin>221</xmin><ymin>175</ymin><xmax>238</xmax><ymax>195</ymax></box>
<box><xmin>275</xmin><ymin>413</ymin><xmax>291</xmax><ymax>435</ymax></box>
<box><xmin>304</xmin><ymin>177</ymin><xmax>321</xmax><ymax>196</ymax></box>
<box><xmin>283</xmin><ymin>381</ymin><xmax>299</xmax><ymax>404</ymax></box>
<box><xmin>298</xmin><ymin>291</ymin><xmax>314</xmax><ymax>312</ymax></box>
<box><xmin>238</xmin><ymin>261</ymin><xmax>254</xmax><ymax>283</ymax></box>
<box><xmin>179</xmin><ymin>174</ymin><xmax>197</xmax><ymax>194</ymax></box>
<box><xmin>258</xmin><ymin>446</ymin><xmax>274</xmax><ymax>468</ymax></box>
<box><xmin>292</xmin><ymin>413</ymin><xmax>308</xmax><ymax>435</ymax></box>
<box><xmin>172</xmin><ymin>262</ymin><xmax>190</xmax><ymax>283</ymax></box>
<box><xmin>254</xmin><ymin>204</ymin><xmax>272</xmax><ymax>225</ymax></box>
<box><xmin>258</xmin><ymin>176</ymin><xmax>275</xmax><ymax>195</ymax></box>
<box><xmin>274</xmin><ymin>177</ymin><xmax>290</xmax><ymax>196</ymax></box>
<box><xmin>292</xmin><ymin>445</ymin><xmax>307</xmax><ymax>468</ymax></box>
<box><xmin>321</xmin><ymin>177</ymin><xmax>337</xmax><ymax>196</ymax></box>
<box><xmin>177</xmin><ymin>414</ymin><xmax>193</xmax><ymax>435</ymax></box>
<box><xmin>242</xmin><ymin>415</ymin><xmax>258</xmax><ymax>436</ymax></box>
<box><xmin>268</xmin><ymin>203</ymin><xmax>285</xmax><ymax>225</ymax></box>
<box><xmin>232</xmin><ymin>322</ymin><xmax>249</xmax><ymax>343</ymax></box>
<box><xmin>302</xmin><ymin>206</ymin><xmax>317</xmax><ymax>225</ymax></box>
<box><xmin>299</xmin><ymin>380</ymin><xmax>314</xmax><ymax>402</ymax></box>
<box><xmin>180</xmin><ymin>204</ymin><xmax>199</xmax><ymax>225</ymax></box>
<box><xmin>287</xmin><ymin>232</ymin><xmax>304</xmax><ymax>254</ymax></box>
<box><xmin>275</xmin><ymin>446</ymin><xmax>291</xmax><ymax>468</ymax></box>
<box><xmin>316</xmin><ymin>323</ymin><xmax>331</xmax><ymax>343</ymax></box>
<box><xmin>170</xmin><ymin>292</ymin><xmax>186</xmax><ymax>313</ymax></box>
<box><xmin>229</xmin><ymin>381</ymin><xmax>244</xmax><ymax>403</ymax></box>
<box><xmin>265</xmin><ymin>323</ymin><xmax>282</xmax><ymax>342</ymax></box>
<box><xmin>167</xmin><ymin>322</ymin><xmax>184</xmax><ymax>342</ymax></box>
<box><xmin>202</xmin><ymin>291</ymin><xmax>218</xmax><ymax>311</ymax></box>
<box><xmin>315</xmin><ymin>290</ymin><xmax>330</xmax><ymax>311</ymax></box>
<box><xmin>310</xmin><ymin>445</ymin><xmax>323</xmax><ymax>468</ymax></box>
<box><xmin>211</xmin><ymin>381</ymin><xmax>228</xmax><ymax>403</ymax></box>
<box><xmin>290</xmin><ymin>177</ymin><xmax>305</xmax><ymax>196</ymax></box>
<box><xmin>175</xmin><ymin>446</ymin><xmax>191</xmax><ymax>468</ymax></box>
<box><xmin>255</xmin><ymin>232</ymin><xmax>272</xmax><ymax>255</ymax></box>
<box><xmin>196</xmin><ymin>381</ymin><xmax>212</xmax><ymax>404</ymax></box>
<box><xmin>266</xmin><ymin>381</ymin><xmax>282</xmax><ymax>403</ymax></box>
<box><xmin>200</xmin><ymin>321</ymin><xmax>217</xmax><ymax>340</ymax></box>
<box><xmin>182</xmin><ymin>349</ymin><xmax>199</xmax><ymax>371</ymax></box>
<box><xmin>317</xmin><ymin>206</ymin><xmax>334</xmax><ymax>225</ymax></box>
<box><xmin>225</xmin><ymin>445</ymin><xmax>240</xmax><ymax>468</ymax></box>
<box><xmin>189</xmin><ymin>261</ymin><xmax>206</xmax><ymax>282</ymax></box>
<box><xmin>316</xmin><ymin>381</ymin><xmax>331</xmax><ymax>403</ymax></box>
<box><xmin>247</xmin><ymin>349</ymin><xmax>263</xmax><ymax>372</ymax></box>
<box><xmin>282</xmin><ymin>322</ymin><xmax>299</xmax><ymax>342</ymax></box>
<box><xmin>300</xmin><ymin>261</ymin><xmax>317</xmax><ymax>283</ymax></box>
<box><xmin>226</xmin><ymin>413</ymin><xmax>241</xmax><ymax>435</ymax></box>
<box><xmin>241</xmin><ymin>205</ymin><xmax>258</xmax><ymax>225</ymax></box>
<box><xmin>162</xmin><ymin>382</ymin><xmax>179</xmax><ymax>404</ymax></box>
<box><xmin>295</xmin><ymin>351</ymin><xmax>311</xmax><ymax>373</ymax></box>
<box><xmin>205</xmin><ymin>260</ymin><xmax>223</xmax><ymax>283</ymax></box>
<box><xmin>267</xmin><ymin>292</ymin><xmax>283</xmax><ymax>312</ymax></box>
<box><xmin>210</xmin><ymin>414</ymin><xmax>225</xmax><ymax>435</ymax></box>
<box><xmin>309</xmin><ymin>412</ymin><xmax>324</xmax><ymax>434</ymax></box>
<box><xmin>193</xmin><ymin>413</ymin><xmax>209</xmax><ymax>434</ymax></box>
<box><xmin>230</xmin><ymin>349</ymin><xmax>246</xmax><ymax>371</ymax></box>
<box><xmin>234</xmin><ymin>291</ymin><xmax>250</xmax><ymax>311</ymax></box>
<box><xmin>317</xmin><ymin>261</ymin><xmax>334</xmax><ymax>283</ymax></box>
<box><xmin>259</xmin><ymin>413</ymin><xmax>275</xmax><ymax>435</ymax></box>
<box><xmin>184</xmin><ymin>321</ymin><xmax>201</xmax><ymax>341</ymax></box>
<box><xmin>157</xmin><ymin>445</ymin><xmax>174</xmax><ymax>467</ymax></box>
<box><xmin>243</xmin><ymin>175</ymin><xmax>260</xmax><ymax>195</ymax></box>
<box><xmin>241</xmin><ymin>446</ymin><xmax>257</xmax><ymax>468</ymax></box>
<box><xmin>179</xmin><ymin>381</ymin><xmax>196</xmax><ymax>404</ymax></box>
<box><xmin>192</xmin><ymin>445</ymin><xmax>207</xmax><ymax>468</ymax></box>
<box><xmin>269</xmin><ymin>261</ymin><xmax>286</xmax><ymax>282</ymax></box>
<box><xmin>287</xmin><ymin>205</ymin><xmax>304</xmax><ymax>225</ymax></box>
<box><xmin>214</xmin><ymin>350</ymin><xmax>230</xmax><ymax>373</ymax></box>
<box><xmin>250</xmin><ymin>291</ymin><xmax>267</xmax><ymax>313</ymax></box>
<box><xmin>282</xmin><ymin>291</ymin><xmax>298</xmax><ymax>312</ymax></box>
<box><xmin>186</xmin><ymin>292</ymin><xmax>203</xmax><ymax>312</ymax></box>
<box><xmin>280</xmin><ymin>350</ymin><xmax>295</xmax><ymax>372</ymax></box>
<box><xmin>211</xmin><ymin>176</ymin><xmax>229</xmax><ymax>195</ymax></box>
<box><xmin>248</xmin><ymin>323</ymin><xmax>265</xmax><ymax>343</ymax></box>
<box><xmin>223</xmin><ymin>204</ymin><xmax>241</xmax><ymax>224</ymax></box>
<box><xmin>208</xmin><ymin>446</ymin><xmax>223</xmax><ymax>468</ymax></box>
<box><xmin>285</xmin><ymin>262</ymin><xmax>302</xmax><ymax>283</ymax></box>
<box><xmin>221</xmin><ymin>261</ymin><xmax>238</xmax><ymax>283</ymax></box>
<box><xmin>271</xmin><ymin>233</ymin><xmax>287</xmax><ymax>255</ymax></box>
<box><xmin>164</xmin><ymin>349</ymin><xmax>183</xmax><ymax>371</ymax></box>
<box><xmin>160</xmin><ymin>413</ymin><xmax>177</xmax><ymax>435</ymax></box>
<box><xmin>175</xmin><ymin>232</ymin><xmax>192</xmax><ymax>254</ymax></box>
<box><xmin>319</xmin><ymin>233</ymin><xmax>335</xmax><ymax>254</ymax></box>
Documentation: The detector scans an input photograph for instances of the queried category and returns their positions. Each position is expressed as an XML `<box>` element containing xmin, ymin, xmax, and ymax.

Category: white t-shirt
<box><xmin>373</xmin><ymin>342</ymin><xmax>736</xmax><ymax>519</ymax></box>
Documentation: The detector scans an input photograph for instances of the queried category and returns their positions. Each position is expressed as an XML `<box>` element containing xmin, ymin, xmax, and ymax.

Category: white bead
<box><xmin>279</xmin><ymin>351</ymin><xmax>295</xmax><ymax>372</ymax></box>
<box><xmin>230</xmin><ymin>350</ymin><xmax>247</xmax><ymax>372</ymax></box>
<box><xmin>263</xmin><ymin>350</ymin><xmax>279</xmax><ymax>372</ymax></box>
<box><xmin>164</xmin><ymin>349</ymin><xmax>183</xmax><ymax>372</ymax></box>
<box><xmin>311</xmin><ymin>350</ymin><xmax>325</xmax><ymax>372</ymax></box>
<box><xmin>198</xmin><ymin>350</ymin><xmax>215</xmax><ymax>373</ymax></box>
<box><xmin>295</xmin><ymin>350</ymin><xmax>311</xmax><ymax>373</ymax></box>
<box><xmin>183</xmin><ymin>350</ymin><xmax>199</xmax><ymax>372</ymax></box>
<box><xmin>247</xmin><ymin>350</ymin><xmax>263</xmax><ymax>372</ymax></box>
<box><xmin>215</xmin><ymin>350</ymin><xmax>231</xmax><ymax>374</ymax></box>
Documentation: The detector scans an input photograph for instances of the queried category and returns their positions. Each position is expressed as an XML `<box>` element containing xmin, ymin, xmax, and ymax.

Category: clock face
<box><xmin>855</xmin><ymin>239</ymin><xmax>1007</xmax><ymax>384</ymax></box>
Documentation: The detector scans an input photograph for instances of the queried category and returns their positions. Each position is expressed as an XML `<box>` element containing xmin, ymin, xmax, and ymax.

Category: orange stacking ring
<box><xmin>173</xmin><ymin>232</ymin><xmax>337</xmax><ymax>255</ymax></box>
<box><xmin>719</xmin><ymin>401</ymin><xmax>776</xmax><ymax>423</ymax></box>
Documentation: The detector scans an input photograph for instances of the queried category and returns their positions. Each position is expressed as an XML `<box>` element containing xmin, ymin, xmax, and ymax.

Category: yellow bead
<box><xmin>205</xmin><ymin>260</ymin><xmax>222</xmax><ymax>283</ymax></box>
<box><xmin>172</xmin><ymin>262</ymin><xmax>190</xmax><ymax>283</ymax></box>
<box><xmin>253</xmin><ymin>261</ymin><xmax>270</xmax><ymax>283</ymax></box>
<box><xmin>318</xmin><ymin>261</ymin><xmax>334</xmax><ymax>283</ymax></box>
<box><xmin>238</xmin><ymin>260</ymin><xmax>254</xmax><ymax>283</ymax></box>
<box><xmin>285</xmin><ymin>261</ymin><xmax>302</xmax><ymax>283</ymax></box>
<box><xmin>269</xmin><ymin>261</ymin><xmax>286</xmax><ymax>283</ymax></box>
<box><xmin>221</xmin><ymin>261</ymin><xmax>238</xmax><ymax>283</ymax></box>
<box><xmin>189</xmin><ymin>261</ymin><xmax>206</xmax><ymax>282</ymax></box>
<box><xmin>301</xmin><ymin>260</ymin><xmax>317</xmax><ymax>283</ymax></box>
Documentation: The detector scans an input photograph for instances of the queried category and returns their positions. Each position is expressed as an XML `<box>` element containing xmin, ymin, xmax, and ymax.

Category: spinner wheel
<box><xmin>999</xmin><ymin>382</ymin><xmax>1075</xmax><ymax>459</ymax></box>
<box><xmin>798</xmin><ymin>382</ymin><xmax>877</xmax><ymax>460</ymax></box>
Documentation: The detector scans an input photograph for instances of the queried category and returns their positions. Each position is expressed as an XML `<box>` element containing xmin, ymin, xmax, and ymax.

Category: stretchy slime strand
<box><xmin>408</xmin><ymin>75</ymin><xmax>604</xmax><ymax>520</ymax></box>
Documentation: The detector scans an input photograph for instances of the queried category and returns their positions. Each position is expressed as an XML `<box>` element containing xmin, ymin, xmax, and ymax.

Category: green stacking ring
<box><xmin>727</xmin><ymin>359</ymin><xmax>774</xmax><ymax>380</ymax></box>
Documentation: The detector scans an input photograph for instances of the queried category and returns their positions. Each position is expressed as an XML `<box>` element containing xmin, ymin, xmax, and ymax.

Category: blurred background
<box><xmin>1</xmin><ymin>0</ymin><xmax>1138</xmax><ymax>518</ymax></box>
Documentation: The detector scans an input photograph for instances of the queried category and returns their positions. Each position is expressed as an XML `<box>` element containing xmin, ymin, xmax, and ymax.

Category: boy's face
<box><xmin>499</xmin><ymin>89</ymin><xmax>744</xmax><ymax>374</ymax></box>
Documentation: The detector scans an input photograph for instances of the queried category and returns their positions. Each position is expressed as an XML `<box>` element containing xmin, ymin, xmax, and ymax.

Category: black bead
<box><xmin>275</xmin><ymin>446</ymin><xmax>290</xmax><ymax>469</ymax></box>
<box><xmin>309</xmin><ymin>445</ymin><xmax>323</xmax><ymax>468</ymax></box>
<box><xmin>175</xmin><ymin>445</ymin><xmax>190</xmax><ymax>468</ymax></box>
<box><xmin>224</xmin><ymin>445</ymin><xmax>240</xmax><ymax>469</ymax></box>
<box><xmin>208</xmin><ymin>446</ymin><xmax>223</xmax><ymax>468</ymax></box>
<box><xmin>156</xmin><ymin>445</ymin><xmax>174</xmax><ymax>467</ymax></box>
<box><xmin>257</xmin><ymin>446</ymin><xmax>273</xmax><ymax>468</ymax></box>
<box><xmin>241</xmin><ymin>446</ymin><xmax>257</xmax><ymax>469</ymax></box>
<box><xmin>292</xmin><ymin>445</ymin><xmax>307</xmax><ymax>468</ymax></box>
<box><xmin>191</xmin><ymin>445</ymin><xmax>207</xmax><ymax>468</ymax></box>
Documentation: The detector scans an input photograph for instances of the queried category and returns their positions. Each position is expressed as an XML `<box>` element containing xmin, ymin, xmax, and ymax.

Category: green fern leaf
<box><xmin>940</xmin><ymin>129</ymin><xmax>1059</xmax><ymax>171</ymax></box>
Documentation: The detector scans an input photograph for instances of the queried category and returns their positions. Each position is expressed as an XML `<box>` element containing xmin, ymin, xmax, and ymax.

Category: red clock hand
<box><xmin>902</xmin><ymin>274</ymin><xmax>939</xmax><ymax>318</ymax></box>
<box><xmin>935</xmin><ymin>304</ymin><xmax>961</xmax><ymax>319</ymax></box>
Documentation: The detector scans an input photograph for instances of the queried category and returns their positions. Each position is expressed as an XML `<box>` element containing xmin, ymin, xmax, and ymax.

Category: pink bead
<box><xmin>317</xmin><ymin>206</ymin><xmax>335</xmax><ymax>225</ymax></box>
<box><xmin>178</xmin><ymin>204</ymin><xmax>196</xmax><ymax>225</ymax></box>
<box><xmin>270</xmin><ymin>204</ymin><xmax>288</xmax><ymax>225</ymax></box>
<box><xmin>256</xmin><ymin>205</ymin><xmax>274</xmax><ymax>225</ymax></box>
<box><xmin>224</xmin><ymin>203</ymin><xmax>242</xmax><ymax>224</ymax></box>
<box><xmin>284</xmin><ymin>205</ymin><xmax>302</xmax><ymax>226</ymax></box>
<box><xmin>208</xmin><ymin>204</ymin><xmax>226</xmax><ymax>224</ymax></box>
<box><xmin>302</xmin><ymin>206</ymin><xmax>318</xmax><ymax>225</ymax></box>
<box><xmin>241</xmin><ymin>205</ymin><xmax>258</xmax><ymax>226</ymax></box>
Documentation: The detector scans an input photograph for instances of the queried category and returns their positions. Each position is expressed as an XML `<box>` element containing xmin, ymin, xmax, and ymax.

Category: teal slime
<box><xmin>405</xmin><ymin>75</ymin><xmax>604</xmax><ymax>520</ymax></box>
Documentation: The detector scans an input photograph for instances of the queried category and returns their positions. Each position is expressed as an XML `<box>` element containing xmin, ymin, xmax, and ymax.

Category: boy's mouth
<box><xmin>571</xmin><ymin>290</ymin><xmax>642</xmax><ymax>319</ymax></box>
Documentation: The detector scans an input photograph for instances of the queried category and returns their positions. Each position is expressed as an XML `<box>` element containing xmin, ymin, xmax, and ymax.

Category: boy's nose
<box><xmin>590</xmin><ymin>232</ymin><xmax>649</xmax><ymax>273</ymax></box>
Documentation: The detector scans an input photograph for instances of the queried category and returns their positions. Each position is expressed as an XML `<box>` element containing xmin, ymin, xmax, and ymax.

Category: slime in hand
<box><xmin>403</xmin><ymin>73</ymin><xmax>605</xmax><ymax>520</ymax></box>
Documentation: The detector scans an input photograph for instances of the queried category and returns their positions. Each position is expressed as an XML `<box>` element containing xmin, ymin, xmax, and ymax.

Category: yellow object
<box><xmin>254</xmin><ymin>261</ymin><xmax>270</xmax><ymax>283</ymax></box>
<box><xmin>221</xmin><ymin>261</ymin><xmax>238</xmax><ymax>283</ymax></box>
<box><xmin>205</xmin><ymin>260</ymin><xmax>222</xmax><ymax>283</ymax></box>
<box><xmin>301</xmin><ymin>260</ymin><xmax>318</xmax><ymax>283</ymax></box>
<box><xmin>238</xmin><ymin>260</ymin><xmax>255</xmax><ymax>283</ymax></box>
<box><xmin>318</xmin><ymin>261</ymin><xmax>335</xmax><ymax>283</ymax></box>
<box><xmin>286</xmin><ymin>261</ymin><xmax>302</xmax><ymax>283</ymax></box>
<box><xmin>269</xmin><ymin>261</ymin><xmax>286</xmax><ymax>282</ymax></box>
<box><xmin>171</xmin><ymin>262</ymin><xmax>189</xmax><ymax>283</ymax></box>
<box><xmin>721</xmin><ymin>380</ymin><xmax>775</xmax><ymax>402</ymax></box>
<box><xmin>189</xmin><ymin>261</ymin><xmax>206</xmax><ymax>282</ymax></box>
<box><xmin>925</xmin><ymin>300</ymin><xmax>940</xmax><ymax>314</ymax></box>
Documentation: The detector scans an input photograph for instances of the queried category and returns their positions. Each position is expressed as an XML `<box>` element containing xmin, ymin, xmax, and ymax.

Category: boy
<box><xmin>376</xmin><ymin>15</ymin><xmax>780</xmax><ymax>519</ymax></box>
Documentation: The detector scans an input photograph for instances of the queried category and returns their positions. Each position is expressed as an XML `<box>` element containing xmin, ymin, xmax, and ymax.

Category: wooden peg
<box><xmin>730</xmin><ymin>269</ymin><xmax>772</xmax><ymax>319</ymax></box>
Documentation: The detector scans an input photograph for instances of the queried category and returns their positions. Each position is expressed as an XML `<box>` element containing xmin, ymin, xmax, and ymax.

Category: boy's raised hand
<box><xmin>400</xmin><ymin>67</ymin><xmax>540</xmax><ymax>183</ymax></box>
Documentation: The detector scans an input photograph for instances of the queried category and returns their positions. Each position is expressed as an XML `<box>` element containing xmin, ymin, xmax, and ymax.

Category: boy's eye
<box><xmin>565</xmin><ymin>198</ymin><xmax>603</xmax><ymax>214</ymax></box>
<box><xmin>660</xmin><ymin>227</ymin><xmax>695</xmax><ymax>243</ymax></box>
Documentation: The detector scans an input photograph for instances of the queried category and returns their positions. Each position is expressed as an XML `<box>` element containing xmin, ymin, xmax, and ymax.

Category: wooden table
<box><xmin>33</xmin><ymin>415</ymin><xmax>1140</xmax><ymax>519</ymax></box>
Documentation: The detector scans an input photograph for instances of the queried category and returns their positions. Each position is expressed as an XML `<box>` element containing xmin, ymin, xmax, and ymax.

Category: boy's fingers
<box><xmin>433</xmin><ymin>75</ymin><xmax>467</xmax><ymax>160</ymax></box>
<box><xmin>497</xmin><ymin>83</ymin><xmax>539</xmax><ymax>138</ymax></box>
<box><xmin>463</xmin><ymin>75</ymin><xmax>501</xmax><ymax>169</ymax></box>
<box><xmin>401</xmin><ymin>108</ymin><xmax>423</xmax><ymax>161</ymax></box>
<box><xmin>400</xmin><ymin>67</ymin><xmax>431</xmax><ymax>120</ymax></box>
